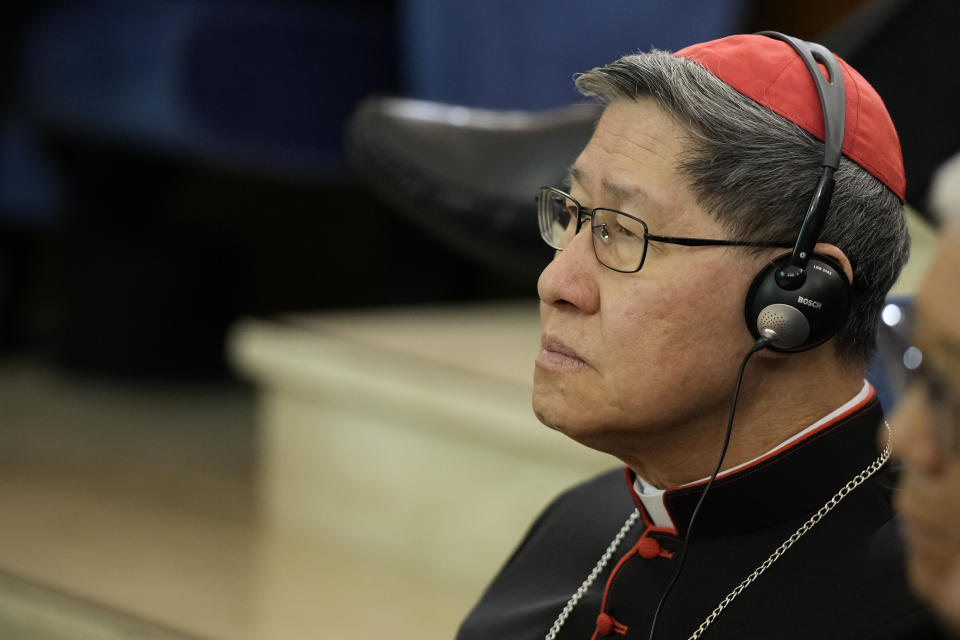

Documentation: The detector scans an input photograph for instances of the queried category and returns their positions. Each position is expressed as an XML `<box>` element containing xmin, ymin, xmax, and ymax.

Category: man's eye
<box><xmin>909</xmin><ymin>361</ymin><xmax>948</xmax><ymax>404</ymax></box>
<box><xmin>611</xmin><ymin>217</ymin><xmax>644</xmax><ymax>241</ymax></box>
<box><xmin>926</xmin><ymin>375</ymin><xmax>947</xmax><ymax>404</ymax></box>
<box><xmin>613</xmin><ymin>223</ymin><xmax>638</xmax><ymax>239</ymax></box>
<box><xmin>594</xmin><ymin>222</ymin><xmax>637</xmax><ymax>245</ymax></box>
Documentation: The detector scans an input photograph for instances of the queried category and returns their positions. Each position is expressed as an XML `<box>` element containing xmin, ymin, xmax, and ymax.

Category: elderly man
<box><xmin>457</xmin><ymin>34</ymin><xmax>944</xmax><ymax>639</ymax></box>
<box><xmin>892</xmin><ymin>154</ymin><xmax>960</xmax><ymax>635</ymax></box>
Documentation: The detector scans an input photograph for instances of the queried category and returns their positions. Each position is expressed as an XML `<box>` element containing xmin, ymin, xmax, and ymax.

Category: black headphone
<box><xmin>744</xmin><ymin>32</ymin><xmax>852</xmax><ymax>353</ymax></box>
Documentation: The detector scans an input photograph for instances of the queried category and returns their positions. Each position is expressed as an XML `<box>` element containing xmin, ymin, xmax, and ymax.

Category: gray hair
<box><xmin>575</xmin><ymin>50</ymin><xmax>909</xmax><ymax>364</ymax></box>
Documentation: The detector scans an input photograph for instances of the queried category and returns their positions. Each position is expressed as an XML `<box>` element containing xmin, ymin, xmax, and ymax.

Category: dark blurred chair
<box><xmin>348</xmin><ymin>98</ymin><xmax>596</xmax><ymax>280</ymax></box>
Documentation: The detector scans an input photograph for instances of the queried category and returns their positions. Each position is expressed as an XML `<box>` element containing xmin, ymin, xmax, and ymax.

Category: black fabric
<box><xmin>457</xmin><ymin>398</ymin><xmax>946</xmax><ymax>639</ymax></box>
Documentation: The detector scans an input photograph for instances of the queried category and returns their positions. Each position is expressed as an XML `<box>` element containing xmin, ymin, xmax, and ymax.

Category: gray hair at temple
<box><xmin>575</xmin><ymin>50</ymin><xmax>909</xmax><ymax>365</ymax></box>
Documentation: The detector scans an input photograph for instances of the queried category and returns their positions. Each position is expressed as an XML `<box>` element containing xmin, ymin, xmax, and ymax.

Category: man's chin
<box><xmin>532</xmin><ymin>396</ymin><xmax>567</xmax><ymax>435</ymax></box>
<box><xmin>903</xmin><ymin>537</ymin><xmax>960</xmax><ymax>606</ymax></box>
<box><xmin>532</xmin><ymin>391</ymin><xmax>581</xmax><ymax>436</ymax></box>
<box><xmin>906</xmin><ymin>556</ymin><xmax>944</xmax><ymax>605</ymax></box>
<box><xmin>532</xmin><ymin>394</ymin><xmax>602</xmax><ymax>446</ymax></box>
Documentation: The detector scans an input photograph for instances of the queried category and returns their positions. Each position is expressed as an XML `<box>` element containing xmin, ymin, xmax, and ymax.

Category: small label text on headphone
<box><xmin>797</xmin><ymin>296</ymin><xmax>823</xmax><ymax>310</ymax></box>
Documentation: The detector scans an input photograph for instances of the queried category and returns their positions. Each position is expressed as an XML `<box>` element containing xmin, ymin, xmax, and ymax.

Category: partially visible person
<box><xmin>893</xmin><ymin>153</ymin><xmax>960</xmax><ymax>635</ymax></box>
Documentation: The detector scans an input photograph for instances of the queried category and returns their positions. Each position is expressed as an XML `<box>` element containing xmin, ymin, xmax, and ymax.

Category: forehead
<box><xmin>569</xmin><ymin>98</ymin><xmax>709</xmax><ymax>232</ymax></box>
<box><xmin>914</xmin><ymin>226</ymin><xmax>960</xmax><ymax>382</ymax></box>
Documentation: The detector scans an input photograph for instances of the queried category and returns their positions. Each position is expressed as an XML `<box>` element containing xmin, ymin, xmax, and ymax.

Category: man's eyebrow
<box><xmin>566</xmin><ymin>166</ymin><xmax>647</xmax><ymax>204</ymax></box>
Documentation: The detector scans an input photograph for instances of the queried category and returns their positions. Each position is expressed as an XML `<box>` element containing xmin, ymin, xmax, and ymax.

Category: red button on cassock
<box><xmin>635</xmin><ymin>536</ymin><xmax>661</xmax><ymax>560</ymax></box>
<box><xmin>596</xmin><ymin>612</ymin><xmax>614</xmax><ymax>636</ymax></box>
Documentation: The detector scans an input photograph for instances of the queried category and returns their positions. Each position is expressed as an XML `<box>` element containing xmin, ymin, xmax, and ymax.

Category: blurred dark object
<box><xmin>43</xmin><ymin>149</ymin><xmax>515</xmax><ymax>378</ymax></box>
<box><xmin>745</xmin><ymin>0</ymin><xmax>872</xmax><ymax>41</ymax></box>
<box><xmin>347</xmin><ymin>98</ymin><xmax>595</xmax><ymax>281</ymax></box>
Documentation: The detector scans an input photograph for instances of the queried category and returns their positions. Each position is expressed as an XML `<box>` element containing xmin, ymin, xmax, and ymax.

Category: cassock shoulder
<box><xmin>492</xmin><ymin>467</ymin><xmax>633</xmax><ymax>574</ymax></box>
<box><xmin>456</xmin><ymin>467</ymin><xmax>633</xmax><ymax>640</ymax></box>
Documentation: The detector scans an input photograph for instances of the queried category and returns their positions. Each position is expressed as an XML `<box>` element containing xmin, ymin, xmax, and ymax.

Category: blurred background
<box><xmin>0</xmin><ymin>0</ymin><xmax>954</xmax><ymax>638</ymax></box>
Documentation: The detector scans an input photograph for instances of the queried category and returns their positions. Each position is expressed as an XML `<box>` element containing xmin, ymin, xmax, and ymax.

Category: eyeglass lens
<box><xmin>538</xmin><ymin>188</ymin><xmax>647</xmax><ymax>272</ymax></box>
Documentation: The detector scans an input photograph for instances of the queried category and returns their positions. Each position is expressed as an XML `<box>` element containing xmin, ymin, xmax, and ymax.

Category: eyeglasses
<box><xmin>880</xmin><ymin>301</ymin><xmax>960</xmax><ymax>453</ymax></box>
<box><xmin>906</xmin><ymin>353</ymin><xmax>960</xmax><ymax>453</ymax></box>
<box><xmin>537</xmin><ymin>186</ymin><xmax>792</xmax><ymax>273</ymax></box>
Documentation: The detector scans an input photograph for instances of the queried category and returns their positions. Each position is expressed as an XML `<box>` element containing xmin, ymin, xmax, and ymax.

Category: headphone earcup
<box><xmin>744</xmin><ymin>252</ymin><xmax>851</xmax><ymax>352</ymax></box>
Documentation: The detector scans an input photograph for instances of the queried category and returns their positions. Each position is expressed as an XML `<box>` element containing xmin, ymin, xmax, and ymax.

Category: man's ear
<box><xmin>812</xmin><ymin>242</ymin><xmax>854</xmax><ymax>285</ymax></box>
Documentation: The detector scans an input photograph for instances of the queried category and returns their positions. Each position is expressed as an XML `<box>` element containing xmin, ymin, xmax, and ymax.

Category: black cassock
<box><xmin>457</xmin><ymin>393</ymin><xmax>946</xmax><ymax>639</ymax></box>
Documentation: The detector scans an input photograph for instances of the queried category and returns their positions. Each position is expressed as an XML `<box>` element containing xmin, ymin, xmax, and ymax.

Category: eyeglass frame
<box><xmin>906</xmin><ymin>352</ymin><xmax>960</xmax><ymax>453</ymax></box>
<box><xmin>537</xmin><ymin>186</ymin><xmax>794</xmax><ymax>273</ymax></box>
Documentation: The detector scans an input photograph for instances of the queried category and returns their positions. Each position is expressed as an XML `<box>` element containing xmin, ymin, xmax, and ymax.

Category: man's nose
<box><xmin>537</xmin><ymin>225</ymin><xmax>601</xmax><ymax>314</ymax></box>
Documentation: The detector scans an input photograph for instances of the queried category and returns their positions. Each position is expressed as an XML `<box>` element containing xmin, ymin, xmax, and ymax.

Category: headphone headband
<box><xmin>756</xmin><ymin>32</ymin><xmax>846</xmax><ymax>288</ymax></box>
<box><xmin>741</xmin><ymin>33</ymin><xmax>854</xmax><ymax>351</ymax></box>
<box><xmin>757</xmin><ymin>32</ymin><xmax>846</xmax><ymax>169</ymax></box>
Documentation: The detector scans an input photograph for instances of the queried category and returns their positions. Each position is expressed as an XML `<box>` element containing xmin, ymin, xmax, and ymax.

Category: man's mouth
<box><xmin>537</xmin><ymin>335</ymin><xmax>590</xmax><ymax>371</ymax></box>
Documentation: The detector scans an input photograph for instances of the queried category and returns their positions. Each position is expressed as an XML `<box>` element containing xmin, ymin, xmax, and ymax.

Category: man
<box><xmin>457</xmin><ymin>34</ymin><xmax>944</xmax><ymax>639</ymax></box>
<box><xmin>892</xmin><ymin>154</ymin><xmax>960</xmax><ymax>635</ymax></box>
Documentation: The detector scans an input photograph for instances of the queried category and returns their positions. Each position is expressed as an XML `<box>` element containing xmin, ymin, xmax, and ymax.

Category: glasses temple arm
<box><xmin>646</xmin><ymin>234</ymin><xmax>793</xmax><ymax>249</ymax></box>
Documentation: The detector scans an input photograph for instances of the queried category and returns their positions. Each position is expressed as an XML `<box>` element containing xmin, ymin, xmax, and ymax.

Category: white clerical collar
<box><xmin>633</xmin><ymin>380</ymin><xmax>873</xmax><ymax>530</ymax></box>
